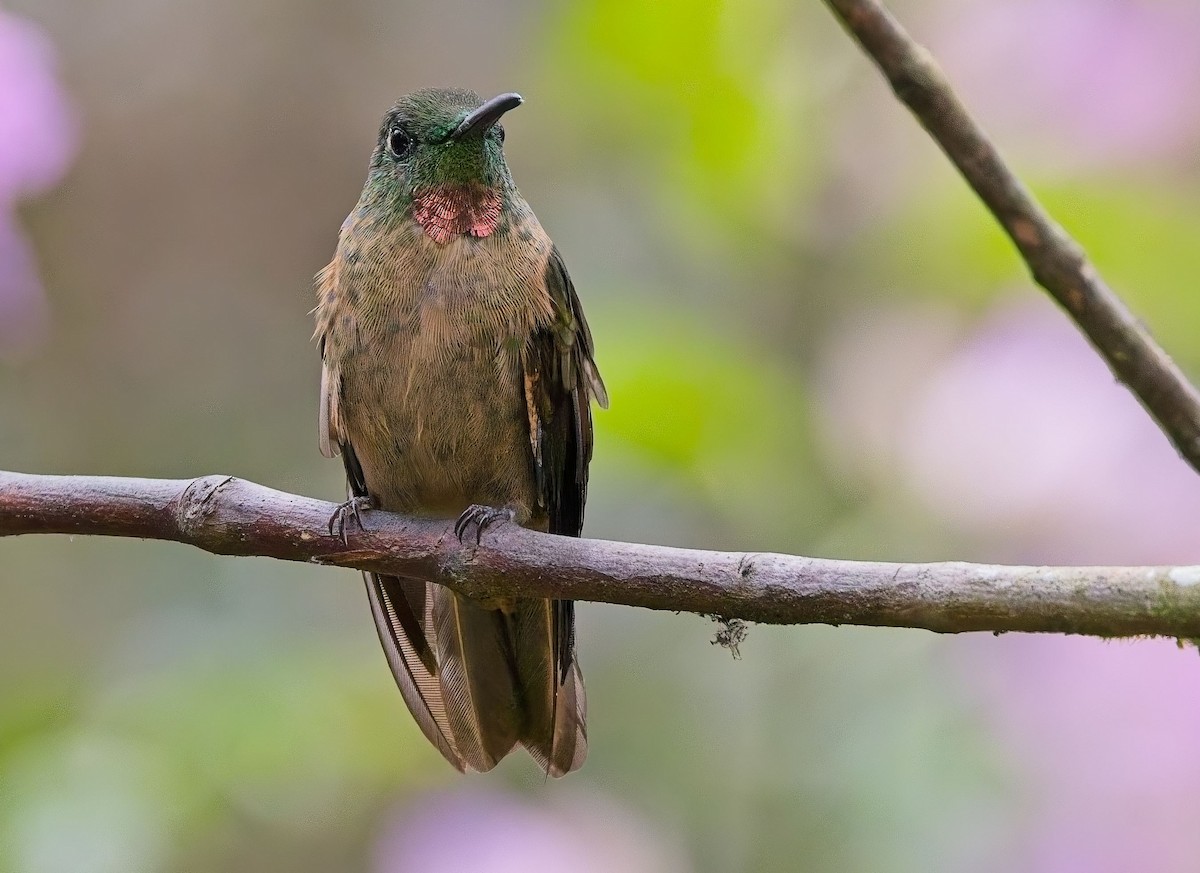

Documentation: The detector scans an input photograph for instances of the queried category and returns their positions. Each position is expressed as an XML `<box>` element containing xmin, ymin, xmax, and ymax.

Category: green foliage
<box><xmin>0</xmin><ymin>651</ymin><xmax>438</xmax><ymax>872</ymax></box>
<box><xmin>547</xmin><ymin>0</ymin><xmax>818</xmax><ymax>243</ymax></box>
<box><xmin>590</xmin><ymin>297</ymin><xmax>825</xmax><ymax>540</ymax></box>
<box><xmin>877</xmin><ymin>176</ymin><xmax>1200</xmax><ymax>366</ymax></box>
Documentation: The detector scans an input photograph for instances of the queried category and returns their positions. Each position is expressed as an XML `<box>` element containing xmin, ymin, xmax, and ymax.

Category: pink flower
<box><xmin>820</xmin><ymin>298</ymin><xmax>1200</xmax><ymax>564</ymax></box>
<box><xmin>901</xmin><ymin>300</ymin><xmax>1200</xmax><ymax>565</ymax></box>
<box><xmin>821</xmin><ymin>299</ymin><xmax>1200</xmax><ymax>867</ymax></box>
<box><xmin>372</xmin><ymin>787</ymin><xmax>691</xmax><ymax>873</ymax></box>
<box><xmin>932</xmin><ymin>0</ymin><xmax>1200</xmax><ymax>170</ymax></box>
<box><xmin>967</xmin><ymin>633</ymin><xmax>1200</xmax><ymax>873</ymax></box>
<box><xmin>0</xmin><ymin>10</ymin><xmax>78</xmax><ymax>358</ymax></box>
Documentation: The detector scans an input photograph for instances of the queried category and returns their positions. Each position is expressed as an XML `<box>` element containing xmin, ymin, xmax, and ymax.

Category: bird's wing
<box><xmin>318</xmin><ymin>355</ymin><xmax>342</xmax><ymax>460</ymax></box>
<box><xmin>525</xmin><ymin>244</ymin><xmax>608</xmax><ymax>537</ymax></box>
<box><xmin>516</xmin><ymin>245</ymin><xmax>606</xmax><ymax>775</ymax></box>
<box><xmin>315</xmin><ymin>263</ymin><xmax>344</xmax><ymax>460</ymax></box>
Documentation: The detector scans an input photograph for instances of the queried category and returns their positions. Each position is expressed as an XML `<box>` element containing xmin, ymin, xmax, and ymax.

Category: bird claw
<box><xmin>454</xmin><ymin>504</ymin><xmax>516</xmax><ymax>545</ymax></box>
<box><xmin>328</xmin><ymin>495</ymin><xmax>375</xmax><ymax>544</ymax></box>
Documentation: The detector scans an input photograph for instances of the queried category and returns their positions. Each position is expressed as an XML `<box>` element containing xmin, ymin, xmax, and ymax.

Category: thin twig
<box><xmin>4</xmin><ymin>471</ymin><xmax>1200</xmax><ymax>638</ymax></box>
<box><xmin>822</xmin><ymin>0</ymin><xmax>1200</xmax><ymax>473</ymax></box>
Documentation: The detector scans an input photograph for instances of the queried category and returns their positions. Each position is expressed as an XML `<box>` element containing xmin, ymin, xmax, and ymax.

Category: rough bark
<box><xmin>5</xmin><ymin>471</ymin><xmax>1200</xmax><ymax>639</ymax></box>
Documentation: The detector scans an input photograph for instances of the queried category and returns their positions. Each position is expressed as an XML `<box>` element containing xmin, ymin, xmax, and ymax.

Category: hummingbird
<box><xmin>312</xmin><ymin>88</ymin><xmax>607</xmax><ymax>776</ymax></box>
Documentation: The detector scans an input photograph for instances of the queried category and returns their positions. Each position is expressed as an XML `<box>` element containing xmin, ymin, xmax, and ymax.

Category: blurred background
<box><xmin>3</xmin><ymin>0</ymin><xmax>1200</xmax><ymax>870</ymax></box>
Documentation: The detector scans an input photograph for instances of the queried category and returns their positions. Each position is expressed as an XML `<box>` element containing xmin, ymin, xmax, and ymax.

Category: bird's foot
<box><xmin>328</xmin><ymin>495</ymin><xmax>375</xmax><ymax>544</ymax></box>
<box><xmin>454</xmin><ymin>504</ymin><xmax>516</xmax><ymax>545</ymax></box>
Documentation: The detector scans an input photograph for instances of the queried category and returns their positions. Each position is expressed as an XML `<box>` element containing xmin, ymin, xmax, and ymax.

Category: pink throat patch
<box><xmin>412</xmin><ymin>185</ymin><xmax>503</xmax><ymax>244</ymax></box>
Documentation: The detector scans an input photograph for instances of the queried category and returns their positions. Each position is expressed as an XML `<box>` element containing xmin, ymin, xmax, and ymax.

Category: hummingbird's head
<box><xmin>367</xmin><ymin>88</ymin><xmax>524</xmax><ymax>244</ymax></box>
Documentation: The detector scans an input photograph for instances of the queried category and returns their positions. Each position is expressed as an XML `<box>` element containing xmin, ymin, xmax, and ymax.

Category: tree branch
<box><xmin>4</xmin><ymin>470</ymin><xmax>1200</xmax><ymax>638</ymax></box>
<box><xmin>822</xmin><ymin>0</ymin><xmax>1200</xmax><ymax>475</ymax></box>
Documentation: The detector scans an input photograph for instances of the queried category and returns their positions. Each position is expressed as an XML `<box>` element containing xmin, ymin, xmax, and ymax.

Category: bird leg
<box><xmin>328</xmin><ymin>494</ymin><xmax>376</xmax><ymax>544</ymax></box>
<box><xmin>454</xmin><ymin>504</ymin><xmax>518</xmax><ymax>545</ymax></box>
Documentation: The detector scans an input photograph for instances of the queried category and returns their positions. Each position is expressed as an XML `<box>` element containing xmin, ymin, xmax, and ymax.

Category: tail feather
<box><xmin>430</xmin><ymin>588</ymin><xmax>521</xmax><ymax>771</ymax></box>
<box><xmin>511</xmin><ymin>599</ymin><xmax>588</xmax><ymax>776</ymax></box>
<box><xmin>552</xmin><ymin>662</ymin><xmax>588</xmax><ymax>776</ymax></box>
<box><xmin>364</xmin><ymin>573</ymin><xmax>463</xmax><ymax>771</ymax></box>
<box><xmin>522</xmin><ymin>660</ymin><xmax>587</xmax><ymax>777</ymax></box>
<box><xmin>366</xmin><ymin>576</ymin><xmax>584</xmax><ymax>775</ymax></box>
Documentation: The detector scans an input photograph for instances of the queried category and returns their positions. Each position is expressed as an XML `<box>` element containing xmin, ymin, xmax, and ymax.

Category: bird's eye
<box><xmin>495</xmin><ymin>125</ymin><xmax>506</xmax><ymax>144</ymax></box>
<box><xmin>388</xmin><ymin>128</ymin><xmax>413</xmax><ymax>158</ymax></box>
